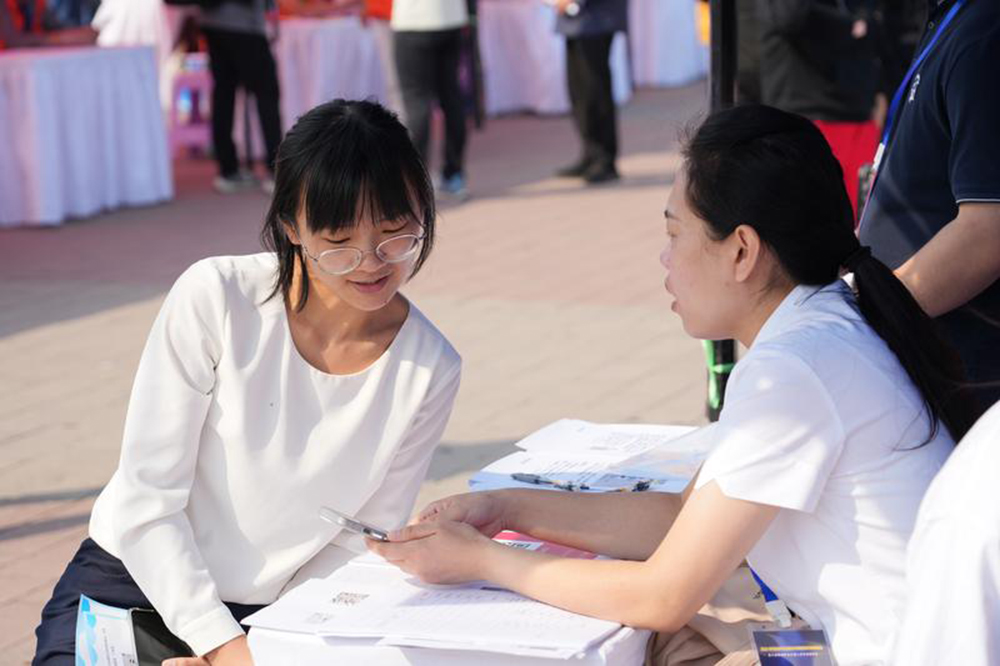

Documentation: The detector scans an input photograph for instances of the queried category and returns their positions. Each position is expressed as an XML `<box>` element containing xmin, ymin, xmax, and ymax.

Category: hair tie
<box><xmin>842</xmin><ymin>246</ymin><xmax>872</xmax><ymax>272</ymax></box>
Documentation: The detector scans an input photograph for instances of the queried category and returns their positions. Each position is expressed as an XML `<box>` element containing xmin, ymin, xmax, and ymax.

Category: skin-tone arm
<box><xmin>894</xmin><ymin>203</ymin><xmax>1000</xmax><ymax>318</ymax></box>
<box><xmin>418</xmin><ymin>476</ymin><xmax>696</xmax><ymax>561</ymax></box>
<box><xmin>372</xmin><ymin>480</ymin><xmax>778</xmax><ymax>633</ymax></box>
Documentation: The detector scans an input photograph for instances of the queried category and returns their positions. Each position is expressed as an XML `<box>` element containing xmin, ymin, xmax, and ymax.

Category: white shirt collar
<box><xmin>753</xmin><ymin>280</ymin><xmax>855</xmax><ymax>347</ymax></box>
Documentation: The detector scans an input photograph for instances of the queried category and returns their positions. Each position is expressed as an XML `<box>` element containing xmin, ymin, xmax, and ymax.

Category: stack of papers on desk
<box><xmin>244</xmin><ymin>554</ymin><xmax>620</xmax><ymax>659</ymax></box>
<box><xmin>469</xmin><ymin>419</ymin><xmax>710</xmax><ymax>493</ymax></box>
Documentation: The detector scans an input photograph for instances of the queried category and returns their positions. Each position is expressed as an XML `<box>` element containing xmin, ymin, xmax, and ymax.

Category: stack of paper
<box><xmin>244</xmin><ymin>555</ymin><xmax>620</xmax><ymax>659</ymax></box>
<box><xmin>468</xmin><ymin>419</ymin><xmax>709</xmax><ymax>494</ymax></box>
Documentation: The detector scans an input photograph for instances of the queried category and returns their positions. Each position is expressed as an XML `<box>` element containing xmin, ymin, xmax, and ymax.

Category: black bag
<box><xmin>130</xmin><ymin>608</ymin><xmax>196</xmax><ymax>666</ymax></box>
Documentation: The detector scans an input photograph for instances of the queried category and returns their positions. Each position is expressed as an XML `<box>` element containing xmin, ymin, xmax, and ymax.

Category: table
<box><xmin>0</xmin><ymin>46</ymin><xmax>173</xmax><ymax>227</ymax></box>
<box><xmin>477</xmin><ymin>0</ymin><xmax>631</xmax><ymax>116</ymax></box>
<box><xmin>274</xmin><ymin>16</ymin><xmax>389</xmax><ymax>128</ymax></box>
<box><xmin>249</xmin><ymin>624</ymin><xmax>649</xmax><ymax>665</ymax></box>
<box><xmin>629</xmin><ymin>0</ymin><xmax>708</xmax><ymax>87</ymax></box>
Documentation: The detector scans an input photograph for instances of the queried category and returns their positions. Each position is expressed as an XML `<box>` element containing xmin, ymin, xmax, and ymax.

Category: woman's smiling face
<box><xmin>290</xmin><ymin>210</ymin><xmax>423</xmax><ymax>313</ymax></box>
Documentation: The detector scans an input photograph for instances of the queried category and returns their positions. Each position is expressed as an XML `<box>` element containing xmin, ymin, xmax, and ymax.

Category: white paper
<box><xmin>469</xmin><ymin>420</ymin><xmax>706</xmax><ymax>493</ymax></box>
<box><xmin>246</xmin><ymin>559</ymin><xmax>619</xmax><ymax>657</ymax></box>
<box><xmin>515</xmin><ymin>419</ymin><xmax>697</xmax><ymax>461</ymax></box>
<box><xmin>609</xmin><ymin>425</ymin><xmax>716</xmax><ymax>483</ymax></box>
<box><xmin>75</xmin><ymin>595</ymin><xmax>138</xmax><ymax>666</ymax></box>
<box><xmin>318</xmin><ymin>581</ymin><xmax>620</xmax><ymax>654</ymax></box>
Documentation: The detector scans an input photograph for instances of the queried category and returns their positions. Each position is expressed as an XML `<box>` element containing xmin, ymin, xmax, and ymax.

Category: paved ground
<box><xmin>0</xmin><ymin>84</ymin><xmax>708</xmax><ymax>664</ymax></box>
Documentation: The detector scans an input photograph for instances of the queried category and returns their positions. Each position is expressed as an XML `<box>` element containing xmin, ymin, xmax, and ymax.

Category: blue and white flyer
<box><xmin>75</xmin><ymin>594</ymin><xmax>138</xmax><ymax>666</ymax></box>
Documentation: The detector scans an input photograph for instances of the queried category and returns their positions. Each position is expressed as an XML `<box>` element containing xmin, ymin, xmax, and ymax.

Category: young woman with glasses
<box><xmin>370</xmin><ymin>105</ymin><xmax>977</xmax><ymax>666</ymax></box>
<box><xmin>33</xmin><ymin>100</ymin><xmax>461</xmax><ymax>666</ymax></box>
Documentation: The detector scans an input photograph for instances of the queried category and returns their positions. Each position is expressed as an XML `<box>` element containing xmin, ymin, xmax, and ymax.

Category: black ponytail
<box><xmin>847</xmin><ymin>247</ymin><xmax>977</xmax><ymax>443</ymax></box>
<box><xmin>683</xmin><ymin>105</ymin><xmax>976</xmax><ymax>444</ymax></box>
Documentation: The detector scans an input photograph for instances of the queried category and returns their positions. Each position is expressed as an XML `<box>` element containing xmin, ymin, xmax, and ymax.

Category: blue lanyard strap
<box><xmin>750</xmin><ymin>567</ymin><xmax>778</xmax><ymax>602</ymax></box>
<box><xmin>750</xmin><ymin>566</ymin><xmax>793</xmax><ymax>627</ymax></box>
<box><xmin>880</xmin><ymin>0</ymin><xmax>966</xmax><ymax>148</ymax></box>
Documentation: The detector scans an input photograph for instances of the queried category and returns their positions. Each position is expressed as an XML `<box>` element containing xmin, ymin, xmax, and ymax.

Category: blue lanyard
<box><xmin>859</xmin><ymin>0</ymin><xmax>966</xmax><ymax>227</ymax></box>
<box><xmin>749</xmin><ymin>566</ymin><xmax>792</xmax><ymax>627</ymax></box>
<box><xmin>879</xmin><ymin>0</ymin><xmax>966</xmax><ymax>150</ymax></box>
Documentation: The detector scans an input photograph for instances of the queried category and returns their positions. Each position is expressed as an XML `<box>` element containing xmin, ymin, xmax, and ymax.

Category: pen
<box><xmin>604</xmin><ymin>479</ymin><xmax>653</xmax><ymax>492</ymax></box>
<box><xmin>510</xmin><ymin>473</ymin><xmax>590</xmax><ymax>491</ymax></box>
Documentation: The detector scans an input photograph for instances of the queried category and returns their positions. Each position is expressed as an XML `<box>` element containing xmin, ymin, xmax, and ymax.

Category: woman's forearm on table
<box><xmin>503</xmin><ymin>489</ymin><xmax>684</xmax><ymax>561</ymax></box>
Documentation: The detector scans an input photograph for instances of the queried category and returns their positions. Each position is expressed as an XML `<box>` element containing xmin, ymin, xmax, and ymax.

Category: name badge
<box><xmin>747</xmin><ymin>622</ymin><xmax>835</xmax><ymax>665</ymax></box>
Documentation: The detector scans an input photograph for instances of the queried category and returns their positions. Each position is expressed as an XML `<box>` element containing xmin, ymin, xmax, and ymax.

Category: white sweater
<box><xmin>88</xmin><ymin>254</ymin><xmax>461</xmax><ymax>656</ymax></box>
<box><xmin>391</xmin><ymin>0</ymin><xmax>468</xmax><ymax>31</ymax></box>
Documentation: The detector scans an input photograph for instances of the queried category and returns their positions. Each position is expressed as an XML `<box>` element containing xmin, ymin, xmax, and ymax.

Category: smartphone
<box><xmin>319</xmin><ymin>506</ymin><xmax>390</xmax><ymax>542</ymax></box>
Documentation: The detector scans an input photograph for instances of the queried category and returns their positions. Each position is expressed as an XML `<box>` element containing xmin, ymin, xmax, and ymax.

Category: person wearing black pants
<box><xmin>33</xmin><ymin>539</ymin><xmax>264</xmax><ymax>665</ymax></box>
<box><xmin>391</xmin><ymin>0</ymin><xmax>469</xmax><ymax>199</ymax></box>
<box><xmin>200</xmin><ymin>0</ymin><xmax>282</xmax><ymax>194</ymax></box>
<box><xmin>555</xmin><ymin>0</ymin><xmax>627</xmax><ymax>184</ymax></box>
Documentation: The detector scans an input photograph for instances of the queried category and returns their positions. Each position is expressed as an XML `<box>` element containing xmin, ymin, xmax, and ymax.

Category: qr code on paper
<box><xmin>330</xmin><ymin>591</ymin><xmax>369</xmax><ymax>607</ymax></box>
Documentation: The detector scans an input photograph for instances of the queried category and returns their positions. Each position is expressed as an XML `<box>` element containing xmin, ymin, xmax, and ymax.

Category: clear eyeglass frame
<box><xmin>301</xmin><ymin>228</ymin><xmax>425</xmax><ymax>276</ymax></box>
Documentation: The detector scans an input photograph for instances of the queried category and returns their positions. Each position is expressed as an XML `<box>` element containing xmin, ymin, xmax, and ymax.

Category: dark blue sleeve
<box><xmin>945</xmin><ymin>26</ymin><xmax>1000</xmax><ymax>203</ymax></box>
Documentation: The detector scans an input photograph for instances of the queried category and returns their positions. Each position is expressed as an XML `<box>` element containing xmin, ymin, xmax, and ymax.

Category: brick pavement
<box><xmin>0</xmin><ymin>84</ymin><xmax>708</xmax><ymax>664</ymax></box>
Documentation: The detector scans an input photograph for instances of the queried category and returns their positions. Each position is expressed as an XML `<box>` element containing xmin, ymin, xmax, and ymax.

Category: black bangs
<box><xmin>261</xmin><ymin>99</ymin><xmax>436</xmax><ymax>310</ymax></box>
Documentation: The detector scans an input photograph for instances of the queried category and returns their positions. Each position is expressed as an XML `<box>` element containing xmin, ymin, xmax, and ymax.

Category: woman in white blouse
<box><xmin>370</xmin><ymin>105</ymin><xmax>976</xmax><ymax>665</ymax></box>
<box><xmin>33</xmin><ymin>100</ymin><xmax>461</xmax><ymax>666</ymax></box>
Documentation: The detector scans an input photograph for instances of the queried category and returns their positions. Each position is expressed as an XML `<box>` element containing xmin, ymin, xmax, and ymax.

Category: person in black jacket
<box><xmin>553</xmin><ymin>0</ymin><xmax>627</xmax><ymax>185</ymax></box>
<box><xmin>757</xmin><ymin>0</ymin><xmax>882</xmax><ymax>222</ymax></box>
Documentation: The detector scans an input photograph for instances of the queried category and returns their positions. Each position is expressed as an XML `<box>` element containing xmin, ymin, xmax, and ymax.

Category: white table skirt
<box><xmin>0</xmin><ymin>46</ymin><xmax>173</xmax><ymax>227</ymax></box>
<box><xmin>629</xmin><ymin>0</ymin><xmax>708</xmax><ymax>87</ymax></box>
<box><xmin>477</xmin><ymin>0</ymin><xmax>631</xmax><ymax>116</ymax></box>
<box><xmin>275</xmin><ymin>16</ymin><xmax>389</xmax><ymax>129</ymax></box>
<box><xmin>248</xmin><ymin>625</ymin><xmax>650</xmax><ymax>665</ymax></box>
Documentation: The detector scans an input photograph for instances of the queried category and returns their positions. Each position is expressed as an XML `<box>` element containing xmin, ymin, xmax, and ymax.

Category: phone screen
<box><xmin>319</xmin><ymin>507</ymin><xmax>390</xmax><ymax>541</ymax></box>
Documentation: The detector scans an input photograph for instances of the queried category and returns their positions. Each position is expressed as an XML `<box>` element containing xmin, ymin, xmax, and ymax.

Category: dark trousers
<box><xmin>566</xmin><ymin>34</ymin><xmax>618</xmax><ymax>170</ymax></box>
<box><xmin>394</xmin><ymin>29</ymin><xmax>467</xmax><ymax>179</ymax></box>
<box><xmin>33</xmin><ymin>538</ymin><xmax>264</xmax><ymax>665</ymax></box>
<box><xmin>203</xmin><ymin>28</ymin><xmax>282</xmax><ymax>177</ymax></box>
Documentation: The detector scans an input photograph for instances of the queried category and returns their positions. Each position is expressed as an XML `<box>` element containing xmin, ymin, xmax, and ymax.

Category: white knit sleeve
<box><xmin>110</xmin><ymin>259</ymin><xmax>244</xmax><ymax>656</ymax></box>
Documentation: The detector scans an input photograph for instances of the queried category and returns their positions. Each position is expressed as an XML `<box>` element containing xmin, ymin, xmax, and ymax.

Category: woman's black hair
<box><xmin>261</xmin><ymin>99</ymin><xmax>435</xmax><ymax>310</ymax></box>
<box><xmin>682</xmin><ymin>104</ymin><xmax>977</xmax><ymax>444</ymax></box>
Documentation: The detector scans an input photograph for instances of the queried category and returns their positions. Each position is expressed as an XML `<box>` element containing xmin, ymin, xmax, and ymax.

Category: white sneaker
<box><xmin>260</xmin><ymin>176</ymin><xmax>275</xmax><ymax>196</ymax></box>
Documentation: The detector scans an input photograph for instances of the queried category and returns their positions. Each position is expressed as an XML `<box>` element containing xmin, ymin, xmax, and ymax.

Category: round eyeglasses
<box><xmin>301</xmin><ymin>230</ymin><xmax>425</xmax><ymax>276</ymax></box>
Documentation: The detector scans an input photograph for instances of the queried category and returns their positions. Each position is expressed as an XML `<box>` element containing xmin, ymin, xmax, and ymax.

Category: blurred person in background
<box><xmin>554</xmin><ymin>0</ymin><xmax>627</xmax><ymax>185</ymax></box>
<box><xmin>757</xmin><ymin>0</ymin><xmax>883</xmax><ymax>223</ymax></box>
<box><xmin>364</xmin><ymin>0</ymin><xmax>405</xmax><ymax>118</ymax></box>
<box><xmin>859</xmin><ymin>0</ymin><xmax>1000</xmax><ymax>418</ymax></box>
<box><xmin>391</xmin><ymin>0</ymin><xmax>469</xmax><ymax>200</ymax></box>
<box><xmin>200</xmin><ymin>0</ymin><xmax>282</xmax><ymax>195</ymax></box>
<box><xmin>0</xmin><ymin>0</ymin><xmax>95</xmax><ymax>48</ymax></box>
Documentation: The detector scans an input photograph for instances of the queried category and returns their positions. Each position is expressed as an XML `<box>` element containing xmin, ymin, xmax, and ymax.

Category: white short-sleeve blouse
<box><xmin>694</xmin><ymin>280</ymin><xmax>952</xmax><ymax>666</ymax></box>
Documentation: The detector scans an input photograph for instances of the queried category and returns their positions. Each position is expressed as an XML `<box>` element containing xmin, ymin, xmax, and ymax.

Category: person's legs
<box><xmin>233</xmin><ymin>32</ymin><xmax>282</xmax><ymax>176</ymax></box>
<box><xmin>433</xmin><ymin>29</ymin><xmax>467</xmax><ymax>183</ymax></box>
<box><xmin>33</xmin><ymin>539</ymin><xmax>151</xmax><ymax>665</ymax></box>
<box><xmin>371</xmin><ymin>20</ymin><xmax>405</xmax><ymax>120</ymax></box>
<box><xmin>394</xmin><ymin>31</ymin><xmax>437</xmax><ymax>165</ymax></box>
<box><xmin>34</xmin><ymin>538</ymin><xmax>266</xmax><ymax>665</ymax></box>
<box><xmin>203</xmin><ymin>28</ymin><xmax>241</xmax><ymax>179</ymax></box>
<box><xmin>559</xmin><ymin>37</ymin><xmax>592</xmax><ymax>176</ymax></box>
<box><xmin>576</xmin><ymin>33</ymin><xmax>618</xmax><ymax>181</ymax></box>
